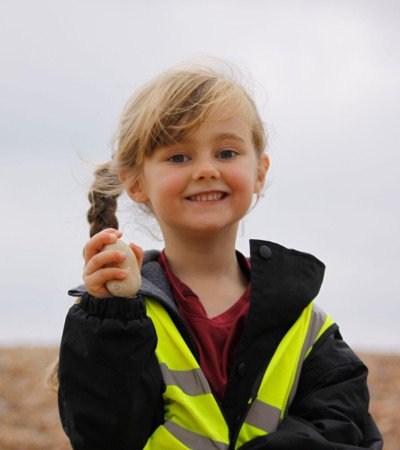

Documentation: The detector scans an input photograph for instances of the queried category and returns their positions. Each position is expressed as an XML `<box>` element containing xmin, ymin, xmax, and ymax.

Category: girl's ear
<box><xmin>128</xmin><ymin>181</ymin><xmax>149</xmax><ymax>203</ymax></box>
<box><xmin>254</xmin><ymin>154</ymin><xmax>269</xmax><ymax>194</ymax></box>
<box><xmin>118</xmin><ymin>170</ymin><xmax>149</xmax><ymax>203</ymax></box>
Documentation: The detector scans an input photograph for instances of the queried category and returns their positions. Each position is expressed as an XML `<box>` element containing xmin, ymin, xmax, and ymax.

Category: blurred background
<box><xmin>1</xmin><ymin>0</ymin><xmax>399</xmax><ymax>353</ymax></box>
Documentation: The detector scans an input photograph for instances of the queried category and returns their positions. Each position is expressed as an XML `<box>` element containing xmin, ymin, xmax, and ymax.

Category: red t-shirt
<box><xmin>158</xmin><ymin>252</ymin><xmax>250</xmax><ymax>401</ymax></box>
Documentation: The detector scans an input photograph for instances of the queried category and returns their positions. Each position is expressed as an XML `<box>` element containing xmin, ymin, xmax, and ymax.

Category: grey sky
<box><xmin>1</xmin><ymin>0</ymin><xmax>399</xmax><ymax>351</ymax></box>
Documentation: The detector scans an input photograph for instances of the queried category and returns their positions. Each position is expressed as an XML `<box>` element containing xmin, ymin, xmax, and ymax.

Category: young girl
<box><xmin>56</xmin><ymin>61</ymin><xmax>383</xmax><ymax>450</ymax></box>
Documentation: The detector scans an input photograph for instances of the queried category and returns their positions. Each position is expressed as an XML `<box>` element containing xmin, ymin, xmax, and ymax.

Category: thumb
<box><xmin>128</xmin><ymin>242</ymin><xmax>144</xmax><ymax>269</ymax></box>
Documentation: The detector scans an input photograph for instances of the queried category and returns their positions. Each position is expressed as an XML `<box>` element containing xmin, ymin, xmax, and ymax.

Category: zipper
<box><xmin>68</xmin><ymin>289</ymin><xmax>85</xmax><ymax>297</ymax></box>
<box><xmin>228</xmin><ymin>399</ymin><xmax>253</xmax><ymax>450</ymax></box>
<box><xmin>228</xmin><ymin>362</ymin><xmax>266</xmax><ymax>448</ymax></box>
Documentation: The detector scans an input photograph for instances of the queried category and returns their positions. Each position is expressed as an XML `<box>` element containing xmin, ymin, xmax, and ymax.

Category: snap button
<box><xmin>237</xmin><ymin>362</ymin><xmax>247</xmax><ymax>377</ymax></box>
<box><xmin>259</xmin><ymin>245</ymin><xmax>272</xmax><ymax>259</ymax></box>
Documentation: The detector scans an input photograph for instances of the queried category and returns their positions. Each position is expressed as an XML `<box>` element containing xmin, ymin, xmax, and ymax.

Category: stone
<box><xmin>101</xmin><ymin>240</ymin><xmax>141</xmax><ymax>297</ymax></box>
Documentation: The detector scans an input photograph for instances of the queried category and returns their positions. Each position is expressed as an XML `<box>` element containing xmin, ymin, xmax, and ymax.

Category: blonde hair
<box><xmin>88</xmin><ymin>60</ymin><xmax>267</xmax><ymax>237</ymax></box>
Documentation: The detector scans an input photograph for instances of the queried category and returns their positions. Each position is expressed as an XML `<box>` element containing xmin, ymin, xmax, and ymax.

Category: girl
<box><xmin>56</xmin><ymin>61</ymin><xmax>383</xmax><ymax>449</ymax></box>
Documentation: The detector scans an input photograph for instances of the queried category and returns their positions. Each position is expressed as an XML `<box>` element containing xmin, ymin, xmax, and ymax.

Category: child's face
<box><xmin>128</xmin><ymin>111</ymin><xmax>268</xmax><ymax>240</ymax></box>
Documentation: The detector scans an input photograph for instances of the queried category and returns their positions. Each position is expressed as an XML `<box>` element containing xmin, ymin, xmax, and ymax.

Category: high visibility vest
<box><xmin>144</xmin><ymin>298</ymin><xmax>334</xmax><ymax>450</ymax></box>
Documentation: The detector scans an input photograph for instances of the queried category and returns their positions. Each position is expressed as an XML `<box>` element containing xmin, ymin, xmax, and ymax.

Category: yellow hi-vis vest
<box><xmin>144</xmin><ymin>298</ymin><xmax>334</xmax><ymax>450</ymax></box>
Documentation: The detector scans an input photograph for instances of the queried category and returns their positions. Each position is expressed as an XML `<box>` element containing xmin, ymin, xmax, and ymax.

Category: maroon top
<box><xmin>158</xmin><ymin>251</ymin><xmax>251</xmax><ymax>401</ymax></box>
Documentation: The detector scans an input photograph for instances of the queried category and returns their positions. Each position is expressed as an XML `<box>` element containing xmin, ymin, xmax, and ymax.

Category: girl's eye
<box><xmin>217</xmin><ymin>149</ymin><xmax>238</xmax><ymax>159</ymax></box>
<box><xmin>168</xmin><ymin>154</ymin><xmax>189</xmax><ymax>164</ymax></box>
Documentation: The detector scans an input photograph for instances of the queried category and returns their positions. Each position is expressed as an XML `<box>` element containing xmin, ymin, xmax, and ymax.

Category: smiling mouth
<box><xmin>187</xmin><ymin>192</ymin><xmax>227</xmax><ymax>202</ymax></box>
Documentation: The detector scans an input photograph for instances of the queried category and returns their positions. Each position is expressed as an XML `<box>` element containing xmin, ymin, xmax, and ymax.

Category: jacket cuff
<box><xmin>78</xmin><ymin>291</ymin><xmax>147</xmax><ymax>321</ymax></box>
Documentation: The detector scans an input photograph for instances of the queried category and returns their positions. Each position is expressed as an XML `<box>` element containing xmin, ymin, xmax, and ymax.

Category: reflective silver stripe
<box><xmin>160</xmin><ymin>363</ymin><xmax>212</xmax><ymax>396</ymax></box>
<box><xmin>164</xmin><ymin>421</ymin><xmax>229</xmax><ymax>450</ymax></box>
<box><xmin>286</xmin><ymin>304</ymin><xmax>327</xmax><ymax>409</ymax></box>
<box><xmin>243</xmin><ymin>399</ymin><xmax>281</xmax><ymax>432</ymax></box>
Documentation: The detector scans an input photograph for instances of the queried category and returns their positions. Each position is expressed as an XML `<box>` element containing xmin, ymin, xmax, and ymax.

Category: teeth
<box><xmin>189</xmin><ymin>192</ymin><xmax>224</xmax><ymax>202</ymax></box>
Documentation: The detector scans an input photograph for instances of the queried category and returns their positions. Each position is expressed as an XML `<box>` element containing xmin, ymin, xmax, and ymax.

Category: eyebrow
<box><xmin>179</xmin><ymin>132</ymin><xmax>246</xmax><ymax>144</ymax></box>
<box><xmin>214</xmin><ymin>133</ymin><xmax>246</xmax><ymax>143</ymax></box>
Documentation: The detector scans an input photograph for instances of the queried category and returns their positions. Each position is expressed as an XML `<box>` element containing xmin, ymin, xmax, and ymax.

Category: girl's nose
<box><xmin>192</xmin><ymin>159</ymin><xmax>220</xmax><ymax>181</ymax></box>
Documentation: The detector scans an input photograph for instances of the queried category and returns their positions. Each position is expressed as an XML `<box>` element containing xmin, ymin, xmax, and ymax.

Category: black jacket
<box><xmin>58</xmin><ymin>240</ymin><xmax>383</xmax><ymax>450</ymax></box>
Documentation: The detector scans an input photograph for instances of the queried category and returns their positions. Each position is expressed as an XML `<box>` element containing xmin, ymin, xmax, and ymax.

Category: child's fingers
<box><xmin>84</xmin><ymin>267</ymin><xmax>128</xmax><ymax>298</ymax></box>
<box><xmin>83</xmin><ymin>228</ymin><xmax>122</xmax><ymax>263</ymax></box>
<box><xmin>84</xmin><ymin>249</ymin><xmax>126</xmax><ymax>277</ymax></box>
<box><xmin>128</xmin><ymin>242</ymin><xmax>144</xmax><ymax>269</ymax></box>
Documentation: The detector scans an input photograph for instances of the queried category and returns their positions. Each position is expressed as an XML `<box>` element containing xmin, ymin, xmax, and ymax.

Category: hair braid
<box><xmin>87</xmin><ymin>162</ymin><xmax>123</xmax><ymax>237</ymax></box>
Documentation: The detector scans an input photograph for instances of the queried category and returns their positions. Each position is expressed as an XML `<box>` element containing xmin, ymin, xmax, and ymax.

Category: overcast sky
<box><xmin>1</xmin><ymin>0</ymin><xmax>399</xmax><ymax>352</ymax></box>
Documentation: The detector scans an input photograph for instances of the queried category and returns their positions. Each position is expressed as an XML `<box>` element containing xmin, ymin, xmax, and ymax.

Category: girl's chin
<box><xmin>178</xmin><ymin>220</ymin><xmax>241</xmax><ymax>235</ymax></box>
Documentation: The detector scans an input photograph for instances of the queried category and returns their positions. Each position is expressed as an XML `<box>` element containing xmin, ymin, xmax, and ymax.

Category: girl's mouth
<box><xmin>187</xmin><ymin>192</ymin><xmax>227</xmax><ymax>202</ymax></box>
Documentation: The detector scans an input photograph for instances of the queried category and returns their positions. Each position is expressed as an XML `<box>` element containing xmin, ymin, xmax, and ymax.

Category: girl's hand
<box><xmin>83</xmin><ymin>228</ymin><xmax>143</xmax><ymax>298</ymax></box>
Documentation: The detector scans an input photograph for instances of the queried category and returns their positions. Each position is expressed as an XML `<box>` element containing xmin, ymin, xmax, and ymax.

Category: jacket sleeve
<box><xmin>58</xmin><ymin>292</ymin><xmax>164</xmax><ymax>450</ymax></box>
<box><xmin>239</xmin><ymin>327</ymin><xmax>383</xmax><ymax>450</ymax></box>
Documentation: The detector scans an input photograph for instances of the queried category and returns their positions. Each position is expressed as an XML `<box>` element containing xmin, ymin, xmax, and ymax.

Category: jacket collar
<box><xmin>246</xmin><ymin>240</ymin><xmax>325</xmax><ymax>334</ymax></box>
